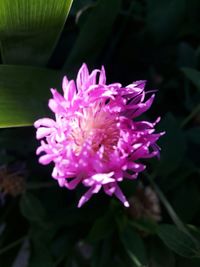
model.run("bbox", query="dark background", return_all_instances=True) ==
[0,0,200,266]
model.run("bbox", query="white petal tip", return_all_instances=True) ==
[124,201,130,208]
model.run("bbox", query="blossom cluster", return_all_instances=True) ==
[34,64,163,207]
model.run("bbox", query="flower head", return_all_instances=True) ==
[34,64,164,207]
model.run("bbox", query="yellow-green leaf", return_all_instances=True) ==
[0,0,73,66]
[0,65,63,128]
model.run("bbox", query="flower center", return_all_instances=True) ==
[68,105,119,157]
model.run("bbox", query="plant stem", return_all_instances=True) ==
[27,181,56,190]
[145,173,200,247]
[181,103,200,128]
[0,236,26,255]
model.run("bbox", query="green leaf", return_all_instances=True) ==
[171,181,200,222]
[29,241,54,267]
[186,127,200,144]
[177,43,197,68]
[155,113,186,177]
[182,67,200,90]
[157,224,199,258]
[0,0,73,66]
[87,212,114,242]
[148,237,175,267]
[29,223,58,261]
[146,0,186,43]
[188,226,200,246]
[163,159,196,192]
[92,237,112,267]
[120,225,147,267]
[0,224,6,237]
[51,234,72,264]
[65,0,121,70]
[20,193,46,224]
[130,218,158,235]
[176,257,200,267]
[0,65,62,128]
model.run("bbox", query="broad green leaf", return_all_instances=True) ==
[20,193,46,223]
[182,67,200,90]
[171,181,200,222]
[130,218,158,235]
[0,0,73,66]
[177,43,197,68]
[186,127,200,144]
[28,222,59,267]
[65,0,121,70]
[163,159,196,192]
[120,225,147,267]
[70,0,94,16]
[155,113,186,177]
[148,237,175,267]
[87,212,114,242]
[0,224,6,237]
[0,65,62,128]
[29,241,54,267]
[92,237,112,267]
[146,0,186,43]
[188,226,200,245]
[51,234,72,264]
[177,257,200,267]
[157,224,199,258]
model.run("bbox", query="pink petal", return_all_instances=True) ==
[34,118,55,128]
[99,66,106,84]
[39,154,55,165]
[132,94,155,118]
[76,63,89,91]
[114,185,129,207]
[78,184,101,208]
[65,177,81,190]
[36,127,53,139]
[63,79,76,102]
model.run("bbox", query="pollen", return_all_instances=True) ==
[68,104,119,157]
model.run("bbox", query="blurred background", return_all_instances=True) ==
[0,0,200,266]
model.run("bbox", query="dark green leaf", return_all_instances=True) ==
[0,65,62,128]
[171,181,200,222]
[91,238,112,267]
[182,68,200,90]
[130,218,158,235]
[188,225,200,243]
[87,212,114,242]
[176,257,200,267]
[65,0,121,70]
[163,159,196,192]
[186,127,200,144]
[148,237,175,267]
[0,0,73,66]
[155,113,186,177]
[120,225,147,267]
[28,223,57,267]
[157,224,199,258]
[29,242,54,267]
[20,193,46,223]
[146,0,186,43]
[177,43,197,68]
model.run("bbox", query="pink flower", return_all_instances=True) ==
[34,64,164,207]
